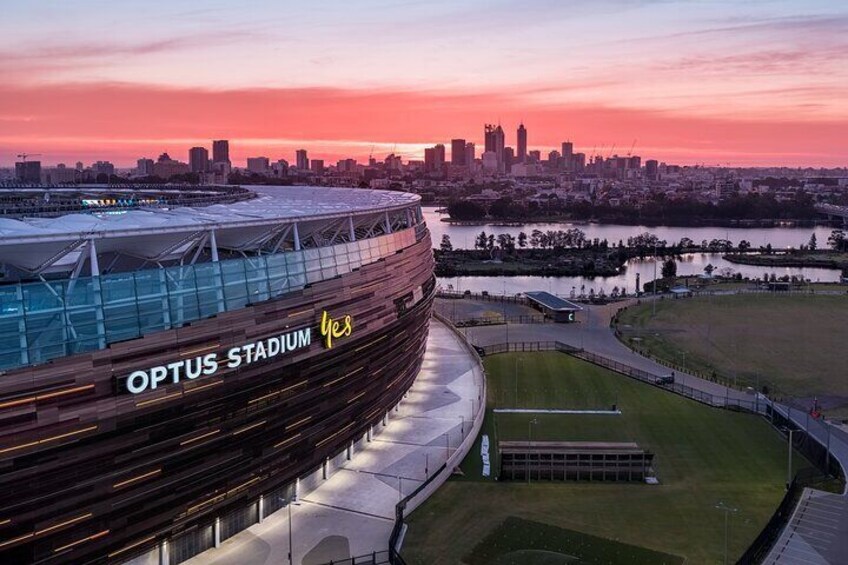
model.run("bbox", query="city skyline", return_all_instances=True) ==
[2,0,847,167]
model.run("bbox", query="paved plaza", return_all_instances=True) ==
[183,318,483,565]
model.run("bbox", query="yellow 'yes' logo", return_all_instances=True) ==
[320,311,353,348]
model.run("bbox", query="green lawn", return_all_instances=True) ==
[616,294,848,418]
[402,352,808,564]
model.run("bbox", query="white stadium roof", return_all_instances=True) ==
[0,186,420,275]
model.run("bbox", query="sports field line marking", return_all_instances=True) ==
[493,408,622,415]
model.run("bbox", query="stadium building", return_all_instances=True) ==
[0,186,435,564]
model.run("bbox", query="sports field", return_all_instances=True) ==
[615,293,848,418]
[402,352,810,564]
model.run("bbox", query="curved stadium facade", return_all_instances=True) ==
[0,186,435,564]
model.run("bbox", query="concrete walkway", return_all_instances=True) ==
[764,488,848,564]
[182,318,483,565]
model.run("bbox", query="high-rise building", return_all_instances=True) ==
[274,159,289,177]
[75,161,84,171]
[451,139,466,166]
[517,124,527,163]
[484,124,505,165]
[503,147,515,173]
[92,161,115,176]
[528,150,541,163]
[434,144,445,172]
[547,150,560,168]
[189,147,209,173]
[336,158,357,173]
[645,159,659,180]
[465,143,475,167]
[296,149,309,170]
[137,158,155,176]
[212,140,230,165]
[15,161,41,183]
[561,142,573,171]
[153,152,190,179]
[573,153,586,172]
[246,157,270,174]
[629,156,641,170]
[424,148,435,172]
[310,159,324,174]
[481,151,498,172]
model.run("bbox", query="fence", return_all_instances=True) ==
[476,339,846,564]
[452,314,549,327]
[388,312,488,565]
[436,290,528,304]
[477,341,767,413]
[737,468,829,565]
[388,463,448,565]
[318,550,391,565]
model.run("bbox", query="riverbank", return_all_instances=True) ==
[724,251,848,272]
[438,215,832,229]
[434,249,625,277]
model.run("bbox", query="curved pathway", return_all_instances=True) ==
[179,318,483,565]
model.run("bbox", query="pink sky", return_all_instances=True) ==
[1,1,847,167]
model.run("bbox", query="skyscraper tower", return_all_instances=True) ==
[296,149,309,170]
[451,139,466,166]
[212,140,230,165]
[517,123,527,163]
[189,147,209,173]
[484,124,505,167]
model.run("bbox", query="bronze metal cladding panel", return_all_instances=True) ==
[0,233,435,564]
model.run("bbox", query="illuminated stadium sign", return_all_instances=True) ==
[320,311,353,348]
[125,311,354,394]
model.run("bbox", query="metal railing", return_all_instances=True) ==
[317,550,391,565]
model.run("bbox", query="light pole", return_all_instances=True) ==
[715,502,738,565]
[784,427,794,490]
[514,357,522,407]
[527,417,538,484]
[652,242,658,317]
[287,498,301,565]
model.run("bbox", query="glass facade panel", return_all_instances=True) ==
[0,223,420,371]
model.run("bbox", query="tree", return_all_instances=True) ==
[661,259,677,279]
[738,240,751,252]
[447,200,486,221]
[517,231,528,249]
[703,263,715,276]
[439,234,453,253]
[475,231,487,251]
[828,230,846,251]
[808,233,817,251]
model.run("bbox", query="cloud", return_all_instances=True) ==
[656,46,848,74]
[0,30,261,80]
[0,81,845,167]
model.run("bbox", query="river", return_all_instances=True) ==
[424,207,843,294]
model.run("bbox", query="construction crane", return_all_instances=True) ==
[626,139,637,157]
[606,144,616,159]
[17,153,41,162]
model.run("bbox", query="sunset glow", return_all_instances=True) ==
[2,0,847,167]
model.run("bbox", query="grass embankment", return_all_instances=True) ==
[615,294,848,418]
[403,352,806,564]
